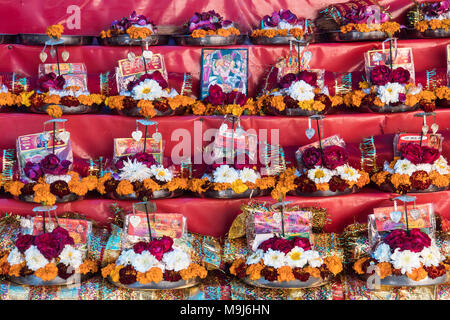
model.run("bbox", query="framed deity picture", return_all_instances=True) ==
[200,48,248,100]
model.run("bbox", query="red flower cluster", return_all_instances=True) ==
[204,84,247,106]
[132,236,174,261]
[384,229,432,253]
[115,152,157,170]
[279,71,318,89]
[37,72,66,93]
[15,227,75,260]
[371,66,410,86]
[302,145,348,170]
[24,154,71,181]
[258,236,311,253]
[127,71,168,92]
[401,142,441,165]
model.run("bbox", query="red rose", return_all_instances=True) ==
[302,147,322,169]
[392,67,410,84]
[371,65,392,86]
[35,233,64,260]
[257,238,276,252]
[323,145,348,169]
[226,91,247,106]
[16,234,35,254]
[421,146,440,164]
[52,227,75,246]
[133,152,157,167]
[401,143,423,164]
[133,241,149,254]
[279,73,298,89]
[291,237,311,251]
[297,70,317,87]
[147,240,165,260]
[272,238,293,254]
[205,84,226,106]
[159,236,174,253]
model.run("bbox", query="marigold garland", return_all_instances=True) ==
[415,19,450,32]
[46,104,63,118]
[340,21,401,35]
[251,28,305,39]
[126,26,153,39]
[46,24,64,39]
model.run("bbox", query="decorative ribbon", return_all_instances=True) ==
[181,73,193,96]
[2,149,15,182]
[359,136,378,173]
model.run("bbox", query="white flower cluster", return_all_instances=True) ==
[48,88,90,98]
[384,156,450,176]
[116,247,191,273]
[246,247,324,270]
[376,83,422,105]
[306,164,360,184]
[131,79,169,101]
[212,165,260,184]
[286,80,315,101]
[45,174,73,185]
[372,242,444,275]
[118,159,173,183]
[7,244,83,272]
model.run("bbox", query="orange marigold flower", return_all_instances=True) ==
[353,257,369,275]
[390,173,411,188]
[47,104,63,118]
[429,171,450,188]
[435,86,450,100]
[110,265,124,282]
[245,263,264,280]
[44,94,61,104]
[106,96,125,110]
[406,267,428,281]
[79,259,98,275]
[35,263,58,281]
[4,180,24,196]
[81,175,98,191]
[126,26,152,39]
[356,170,370,188]
[405,94,419,107]
[277,265,295,282]
[68,180,89,196]
[419,90,436,102]
[97,173,112,195]
[46,24,64,39]
[101,263,116,278]
[145,267,164,283]
[228,27,240,35]
[377,262,392,279]
[138,100,156,118]
[316,183,329,191]
[192,29,207,38]
[0,254,10,275]
[304,266,321,278]
[324,256,343,276]
[217,28,231,37]
[8,262,25,277]
[230,258,246,276]
[116,180,134,196]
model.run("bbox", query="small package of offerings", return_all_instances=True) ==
[97,119,187,200]
[250,9,317,45]
[189,115,276,199]
[173,10,243,46]
[230,201,343,289]
[0,206,98,286]
[101,201,207,290]
[353,196,449,287]
[407,1,450,38]
[5,119,97,205]
[371,112,449,193]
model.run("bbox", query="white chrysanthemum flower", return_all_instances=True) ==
[307,166,333,184]
[132,79,165,101]
[377,82,406,105]
[372,243,391,263]
[304,250,323,268]
[162,249,191,272]
[278,21,302,30]
[24,246,49,271]
[286,247,308,268]
[119,158,153,182]
[151,166,173,183]
[132,251,161,273]
[45,174,72,184]
[394,159,417,176]
[262,249,286,269]
[7,247,24,266]
[391,249,421,274]
[239,167,260,183]
[420,245,444,268]
[287,80,315,101]
[415,163,433,174]
[335,164,360,182]
[117,249,137,266]
[432,156,450,175]
[213,165,239,184]
[59,245,83,269]
[246,249,264,265]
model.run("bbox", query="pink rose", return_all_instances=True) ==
[148,240,165,260]
[159,236,174,253]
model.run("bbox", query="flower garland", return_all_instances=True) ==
[188,11,240,37]
[415,19,450,32]
[230,236,343,282]
[257,71,332,114]
[101,236,207,285]
[0,85,21,107]
[340,21,401,35]
[354,229,449,281]
[3,154,98,205]
[0,227,98,282]
[99,11,156,38]
[371,142,450,193]
[251,9,309,39]
[97,152,188,199]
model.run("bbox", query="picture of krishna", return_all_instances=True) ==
[200,48,248,99]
